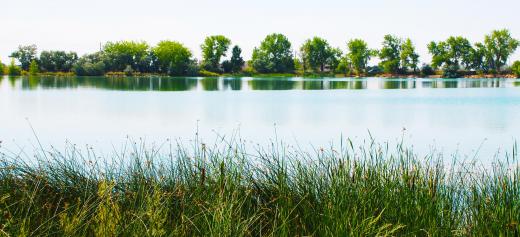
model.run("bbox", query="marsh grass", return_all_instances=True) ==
[0,136,518,236]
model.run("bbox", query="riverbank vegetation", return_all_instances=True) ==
[0,138,518,236]
[3,29,519,78]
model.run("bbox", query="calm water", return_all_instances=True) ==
[1,76,520,160]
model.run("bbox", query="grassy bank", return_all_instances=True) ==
[0,138,519,236]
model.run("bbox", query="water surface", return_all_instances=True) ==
[1,76,519,161]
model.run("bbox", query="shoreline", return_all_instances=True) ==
[2,72,519,79]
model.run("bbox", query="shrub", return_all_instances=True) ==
[420,64,434,77]
[512,61,520,78]
[442,64,460,78]
[7,59,22,76]
[199,69,220,77]
[0,61,5,75]
[73,52,106,76]
[29,60,39,75]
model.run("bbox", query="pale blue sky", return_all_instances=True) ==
[2,0,520,64]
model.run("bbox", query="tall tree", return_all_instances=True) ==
[223,45,245,73]
[400,38,419,73]
[251,33,294,73]
[152,40,195,76]
[347,39,375,75]
[103,41,150,72]
[379,35,402,74]
[39,51,78,72]
[10,44,37,70]
[483,29,519,73]
[428,36,473,69]
[200,35,231,73]
[73,52,107,76]
[300,37,338,72]
[29,60,39,75]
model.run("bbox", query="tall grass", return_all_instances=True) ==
[0,137,518,236]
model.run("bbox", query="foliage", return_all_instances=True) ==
[0,60,5,75]
[230,45,245,73]
[335,57,351,75]
[512,61,520,77]
[198,69,220,77]
[152,40,195,76]
[427,36,473,70]
[39,51,78,72]
[379,35,402,74]
[0,138,519,236]
[300,37,340,72]
[200,35,231,73]
[7,59,22,76]
[420,64,435,77]
[400,38,419,72]
[28,60,39,75]
[251,33,294,73]
[483,29,519,73]
[222,45,245,74]
[73,52,107,76]
[9,44,37,70]
[103,41,151,72]
[442,64,460,78]
[347,39,376,75]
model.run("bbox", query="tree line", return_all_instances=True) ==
[1,29,520,78]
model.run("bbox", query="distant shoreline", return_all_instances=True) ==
[4,71,518,79]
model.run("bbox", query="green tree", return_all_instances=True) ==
[427,36,473,70]
[400,38,419,73]
[7,59,22,76]
[222,45,245,73]
[29,60,39,75]
[39,51,78,72]
[251,33,294,73]
[152,40,195,76]
[73,52,107,76]
[103,41,150,72]
[483,29,519,73]
[300,37,338,72]
[10,44,37,70]
[347,39,375,75]
[379,35,402,74]
[200,35,231,73]
[512,61,520,77]
[0,60,5,75]
[229,45,245,73]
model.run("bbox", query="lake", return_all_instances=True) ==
[1,76,520,161]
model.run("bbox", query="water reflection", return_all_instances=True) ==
[1,76,519,91]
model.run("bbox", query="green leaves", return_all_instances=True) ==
[251,33,294,73]
[152,41,194,76]
[103,41,150,72]
[300,37,340,73]
[9,45,37,71]
[347,39,376,75]
[201,35,232,73]
[484,29,519,73]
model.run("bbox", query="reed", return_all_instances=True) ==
[0,137,518,236]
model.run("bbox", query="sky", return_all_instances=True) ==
[2,0,520,64]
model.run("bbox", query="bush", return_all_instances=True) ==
[73,52,106,76]
[29,60,39,75]
[420,64,434,77]
[198,69,220,77]
[442,64,460,78]
[7,59,22,76]
[512,61,520,78]
[0,61,5,75]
